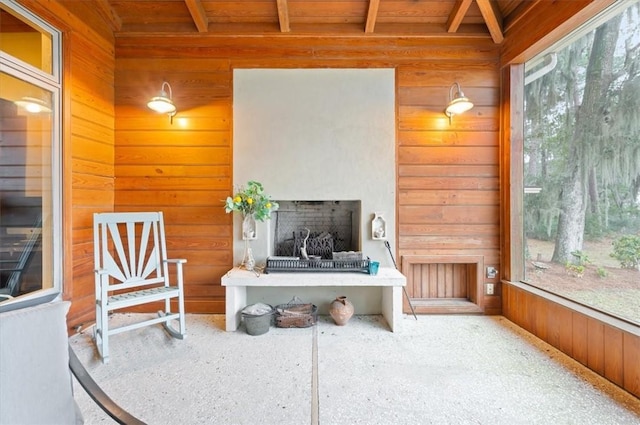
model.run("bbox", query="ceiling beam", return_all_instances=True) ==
[447,0,473,33]
[94,0,122,31]
[276,0,291,32]
[476,0,504,43]
[184,0,209,33]
[365,0,381,33]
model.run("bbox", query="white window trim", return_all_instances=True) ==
[0,0,62,309]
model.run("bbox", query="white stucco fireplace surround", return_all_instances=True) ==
[226,68,404,328]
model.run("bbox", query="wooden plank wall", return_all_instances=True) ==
[397,46,501,315]
[112,36,502,316]
[114,57,231,313]
[503,282,640,398]
[17,0,116,328]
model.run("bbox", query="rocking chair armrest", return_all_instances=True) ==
[165,258,187,264]
[68,344,146,425]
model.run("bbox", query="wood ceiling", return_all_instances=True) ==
[98,0,536,43]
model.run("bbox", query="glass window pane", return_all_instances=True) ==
[0,6,53,75]
[0,71,53,298]
[523,3,640,325]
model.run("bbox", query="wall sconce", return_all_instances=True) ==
[147,81,176,123]
[14,96,52,114]
[444,82,473,123]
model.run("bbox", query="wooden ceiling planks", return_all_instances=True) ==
[502,0,541,33]
[94,0,122,31]
[97,0,534,44]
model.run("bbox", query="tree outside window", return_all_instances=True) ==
[523,2,640,325]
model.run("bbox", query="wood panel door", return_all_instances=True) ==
[402,255,484,314]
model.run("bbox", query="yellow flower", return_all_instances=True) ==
[224,181,278,220]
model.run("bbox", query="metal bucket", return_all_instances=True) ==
[242,304,274,336]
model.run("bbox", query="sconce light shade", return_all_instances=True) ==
[14,96,52,114]
[445,82,473,120]
[147,81,176,115]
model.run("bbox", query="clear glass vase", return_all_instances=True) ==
[242,213,257,240]
[243,239,255,271]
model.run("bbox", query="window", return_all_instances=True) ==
[0,0,61,307]
[522,2,640,325]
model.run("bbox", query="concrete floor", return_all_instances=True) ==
[70,314,640,425]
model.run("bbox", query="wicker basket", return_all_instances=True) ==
[275,297,318,328]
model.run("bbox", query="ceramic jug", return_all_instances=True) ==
[329,296,354,326]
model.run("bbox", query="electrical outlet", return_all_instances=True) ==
[486,283,495,295]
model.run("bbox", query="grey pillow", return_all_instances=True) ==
[0,301,80,424]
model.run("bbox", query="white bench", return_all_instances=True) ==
[221,267,406,332]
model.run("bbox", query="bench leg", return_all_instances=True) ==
[381,286,403,332]
[225,286,247,331]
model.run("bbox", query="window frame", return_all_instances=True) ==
[504,2,640,329]
[0,0,62,310]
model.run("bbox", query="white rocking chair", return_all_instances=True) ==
[93,212,186,363]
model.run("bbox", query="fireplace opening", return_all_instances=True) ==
[272,201,361,259]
